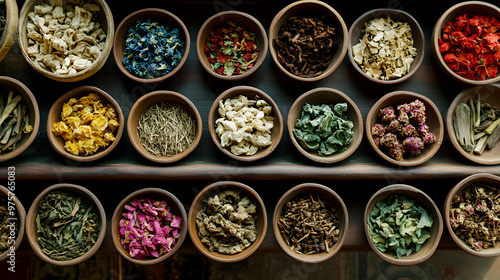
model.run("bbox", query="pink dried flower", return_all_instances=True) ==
[397,103,411,114]
[378,106,396,122]
[397,111,409,124]
[422,132,436,144]
[387,119,402,133]
[403,136,424,156]
[416,123,430,135]
[400,124,416,138]
[373,136,382,148]
[371,123,386,137]
[389,143,404,161]
[381,133,399,148]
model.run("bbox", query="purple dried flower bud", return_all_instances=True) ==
[387,119,402,133]
[389,144,404,161]
[373,136,382,148]
[410,109,426,124]
[417,123,430,135]
[149,250,159,258]
[172,228,179,238]
[400,124,416,138]
[371,123,386,137]
[172,216,183,228]
[397,111,409,124]
[410,99,426,112]
[124,204,137,212]
[422,132,435,144]
[403,136,424,156]
[378,106,396,122]
[397,103,411,114]
[381,133,399,148]
[119,227,127,237]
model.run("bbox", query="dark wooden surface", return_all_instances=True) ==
[3,0,499,254]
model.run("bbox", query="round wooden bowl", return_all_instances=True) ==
[26,183,106,266]
[196,11,267,81]
[18,0,114,82]
[127,91,202,163]
[347,9,424,84]
[114,8,190,84]
[268,0,348,82]
[364,184,443,266]
[0,185,26,262]
[431,1,500,85]
[188,181,267,263]
[0,76,40,162]
[112,188,188,265]
[0,0,18,62]
[444,173,500,257]
[365,91,444,166]
[273,183,348,263]
[208,85,283,161]
[288,87,363,163]
[47,86,124,162]
[446,84,500,165]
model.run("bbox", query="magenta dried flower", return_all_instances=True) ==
[371,123,386,137]
[422,132,436,144]
[378,106,396,122]
[397,111,409,124]
[397,103,411,114]
[119,197,183,259]
[389,143,404,161]
[416,123,430,135]
[387,119,402,133]
[400,124,416,138]
[403,136,424,156]
[381,133,399,148]
[410,99,425,112]
[373,136,382,148]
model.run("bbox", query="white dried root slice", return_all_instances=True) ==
[216,95,274,156]
[26,0,106,75]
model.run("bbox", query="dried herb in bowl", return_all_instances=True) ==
[368,194,433,259]
[449,183,500,252]
[0,0,6,35]
[278,192,340,254]
[204,21,259,76]
[36,191,101,261]
[274,14,337,78]
[0,88,33,153]
[123,18,185,79]
[0,196,19,255]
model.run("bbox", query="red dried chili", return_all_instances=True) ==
[438,14,500,80]
[204,21,259,76]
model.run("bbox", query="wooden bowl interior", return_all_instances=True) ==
[112,188,188,265]
[444,173,500,257]
[0,0,18,62]
[208,86,283,161]
[188,182,267,263]
[0,185,26,262]
[0,77,40,162]
[273,183,348,263]
[366,91,444,166]
[47,86,124,162]
[287,88,363,163]
[18,0,113,82]
[348,9,424,84]
[114,8,190,83]
[26,184,106,266]
[446,84,500,164]
[364,184,443,265]
[432,2,500,85]
[197,11,268,81]
[127,91,202,163]
[269,1,347,81]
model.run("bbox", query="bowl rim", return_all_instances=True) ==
[111,187,188,265]
[196,10,268,81]
[268,0,348,82]
[431,1,500,85]
[188,181,268,263]
[444,173,500,257]
[18,0,114,82]
[445,84,500,165]
[287,87,363,163]
[347,8,425,84]
[46,85,124,162]
[25,183,107,266]
[273,183,348,263]
[113,7,191,84]
[0,76,40,162]
[208,85,283,162]
[127,90,202,163]
[0,0,18,62]
[365,90,444,166]
[364,184,443,266]
[0,184,26,262]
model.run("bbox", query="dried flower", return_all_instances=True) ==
[378,106,396,122]
[403,136,424,156]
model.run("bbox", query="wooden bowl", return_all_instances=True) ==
[188,181,267,263]
[208,85,283,161]
[431,1,500,85]
[47,86,124,162]
[127,91,202,163]
[347,9,424,84]
[0,0,18,62]
[365,91,444,166]
[444,173,500,257]
[112,188,188,265]
[268,0,348,82]
[196,11,267,81]
[0,185,26,262]
[273,183,348,263]
[287,87,363,163]
[0,76,40,162]
[18,0,114,82]
[364,184,443,266]
[26,183,106,266]
[446,84,500,165]
[114,8,190,84]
